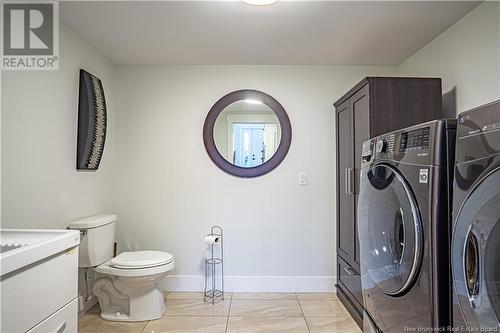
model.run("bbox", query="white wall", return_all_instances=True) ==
[398,2,500,113]
[1,22,115,229]
[113,65,395,291]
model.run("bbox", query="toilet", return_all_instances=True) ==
[69,214,175,322]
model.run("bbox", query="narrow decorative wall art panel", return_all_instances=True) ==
[77,69,107,170]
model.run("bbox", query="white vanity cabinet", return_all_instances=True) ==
[0,229,80,333]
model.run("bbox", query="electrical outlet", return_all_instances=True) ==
[298,172,308,186]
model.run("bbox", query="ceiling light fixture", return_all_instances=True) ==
[242,0,280,6]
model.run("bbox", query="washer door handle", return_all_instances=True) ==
[394,208,406,265]
[464,225,480,308]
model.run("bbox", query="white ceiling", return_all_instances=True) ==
[60,1,479,65]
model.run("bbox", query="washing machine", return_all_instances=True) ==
[452,100,500,331]
[357,119,456,332]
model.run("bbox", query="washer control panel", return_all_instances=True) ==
[399,126,430,152]
[458,100,500,139]
[456,101,500,163]
[361,120,454,167]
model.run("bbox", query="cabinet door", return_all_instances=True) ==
[336,100,355,264]
[352,85,370,268]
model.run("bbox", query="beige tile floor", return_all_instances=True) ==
[78,292,361,333]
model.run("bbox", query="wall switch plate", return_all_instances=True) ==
[298,172,308,186]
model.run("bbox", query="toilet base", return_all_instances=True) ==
[93,271,169,322]
[100,298,165,322]
[98,288,166,322]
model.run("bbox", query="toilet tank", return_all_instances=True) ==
[68,214,117,267]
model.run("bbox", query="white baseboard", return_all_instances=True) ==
[161,275,336,292]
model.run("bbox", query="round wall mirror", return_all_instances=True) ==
[203,90,292,178]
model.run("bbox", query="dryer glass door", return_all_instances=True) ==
[452,168,500,331]
[358,163,423,296]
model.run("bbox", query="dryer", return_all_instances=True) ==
[358,119,456,332]
[452,100,500,331]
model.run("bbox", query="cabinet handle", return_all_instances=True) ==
[55,322,66,333]
[344,168,348,194]
[344,266,355,276]
[349,168,354,195]
[345,168,353,195]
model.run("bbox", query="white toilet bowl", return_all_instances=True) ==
[93,251,175,322]
[68,215,175,322]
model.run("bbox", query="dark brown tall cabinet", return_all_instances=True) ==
[334,77,448,328]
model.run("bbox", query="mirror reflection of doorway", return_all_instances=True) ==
[212,98,282,169]
[232,123,278,167]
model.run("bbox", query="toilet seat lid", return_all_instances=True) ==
[110,251,174,269]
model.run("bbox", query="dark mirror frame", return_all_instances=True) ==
[203,89,292,178]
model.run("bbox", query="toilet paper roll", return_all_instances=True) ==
[204,235,220,245]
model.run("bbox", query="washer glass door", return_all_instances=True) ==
[452,168,500,330]
[358,163,423,296]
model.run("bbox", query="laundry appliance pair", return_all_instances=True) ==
[357,100,500,332]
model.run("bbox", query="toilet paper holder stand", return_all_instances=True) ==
[204,225,224,304]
